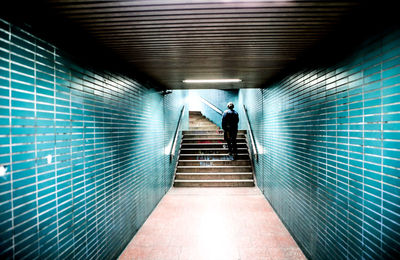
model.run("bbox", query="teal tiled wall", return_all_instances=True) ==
[0,19,179,259]
[240,29,400,259]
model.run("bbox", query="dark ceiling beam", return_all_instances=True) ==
[81,21,338,30]
[70,15,343,24]
[90,25,330,35]
[48,0,357,9]
[58,10,352,20]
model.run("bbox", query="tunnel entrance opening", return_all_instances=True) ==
[166,89,256,188]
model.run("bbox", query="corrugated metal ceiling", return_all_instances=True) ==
[43,0,362,89]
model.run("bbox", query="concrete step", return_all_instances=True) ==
[189,116,210,123]
[189,118,214,122]
[181,138,246,144]
[181,143,247,149]
[189,120,216,123]
[188,127,220,131]
[189,123,218,128]
[180,148,248,154]
[179,154,250,160]
[177,166,252,173]
[189,111,202,115]
[174,179,254,187]
[189,116,212,123]
[183,130,246,135]
[189,118,209,122]
[189,124,219,127]
[175,172,253,180]
[183,134,246,139]
[178,160,251,166]
[189,124,214,127]
[189,127,220,131]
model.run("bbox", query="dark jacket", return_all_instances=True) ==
[222,109,239,131]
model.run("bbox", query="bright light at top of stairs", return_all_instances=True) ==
[183,79,242,83]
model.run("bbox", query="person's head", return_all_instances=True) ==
[227,102,234,110]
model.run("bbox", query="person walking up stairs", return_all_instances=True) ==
[222,102,239,159]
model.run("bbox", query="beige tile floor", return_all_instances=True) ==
[119,187,306,260]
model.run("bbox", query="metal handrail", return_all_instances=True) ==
[199,96,223,115]
[170,105,185,162]
[243,105,258,161]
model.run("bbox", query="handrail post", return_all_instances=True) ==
[170,106,185,162]
[243,105,258,161]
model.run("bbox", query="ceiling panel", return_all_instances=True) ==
[43,0,362,89]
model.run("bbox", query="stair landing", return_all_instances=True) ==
[118,187,306,260]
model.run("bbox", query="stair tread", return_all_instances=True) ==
[179,153,248,156]
[189,128,220,131]
[174,179,254,182]
[184,132,245,133]
[182,143,246,146]
[184,132,245,134]
[183,138,246,140]
[183,132,246,137]
[182,142,246,144]
[189,121,217,123]
[178,165,251,169]
[176,172,252,175]
[179,160,250,162]
[183,132,246,134]
[183,135,245,137]
[181,147,247,150]
[184,130,246,131]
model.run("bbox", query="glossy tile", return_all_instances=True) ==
[119,187,306,260]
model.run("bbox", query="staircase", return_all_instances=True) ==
[173,111,254,187]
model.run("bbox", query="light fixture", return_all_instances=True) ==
[183,79,242,83]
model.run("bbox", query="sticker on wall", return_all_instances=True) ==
[0,165,7,177]
[46,154,52,164]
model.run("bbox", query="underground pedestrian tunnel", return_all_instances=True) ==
[1,1,400,259]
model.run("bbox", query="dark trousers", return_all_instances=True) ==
[224,130,238,155]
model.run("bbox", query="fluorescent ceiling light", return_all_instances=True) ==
[183,79,242,83]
